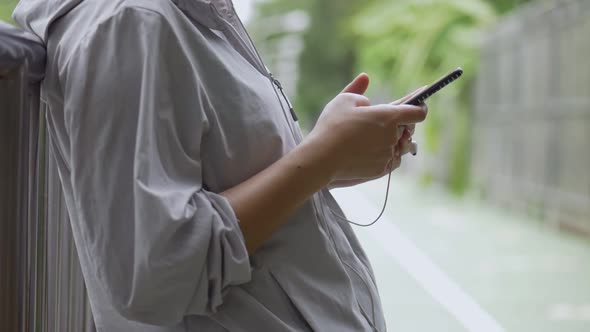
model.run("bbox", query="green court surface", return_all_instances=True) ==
[331,176,590,332]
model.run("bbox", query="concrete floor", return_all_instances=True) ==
[331,175,590,332]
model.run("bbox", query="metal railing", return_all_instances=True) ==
[472,0,590,233]
[0,23,95,331]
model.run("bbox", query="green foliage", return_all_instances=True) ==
[491,0,536,14]
[351,0,496,194]
[353,0,494,88]
[294,0,371,126]
[252,0,376,127]
[0,0,18,24]
[252,0,534,194]
[254,0,311,18]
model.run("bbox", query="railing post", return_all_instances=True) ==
[1,22,96,330]
[0,61,43,331]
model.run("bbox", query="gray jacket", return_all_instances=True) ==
[12,0,386,330]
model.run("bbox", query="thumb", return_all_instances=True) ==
[341,73,370,95]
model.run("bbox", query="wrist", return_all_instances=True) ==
[288,136,338,190]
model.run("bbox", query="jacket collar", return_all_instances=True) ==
[172,0,268,75]
[12,0,268,79]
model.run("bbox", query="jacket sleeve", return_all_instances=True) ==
[60,7,251,325]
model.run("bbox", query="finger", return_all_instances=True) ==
[371,145,395,160]
[367,159,395,178]
[395,123,415,140]
[341,73,370,95]
[339,92,371,107]
[395,126,406,142]
[360,104,428,125]
[406,123,416,136]
[400,139,412,156]
[391,85,428,105]
[401,127,412,141]
[388,153,401,171]
[393,144,401,158]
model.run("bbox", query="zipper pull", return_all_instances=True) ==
[270,73,298,122]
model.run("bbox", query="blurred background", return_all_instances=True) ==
[243,0,590,331]
[1,0,589,331]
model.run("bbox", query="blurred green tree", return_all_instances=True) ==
[295,0,372,127]
[0,0,18,24]
[252,0,375,128]
[351,0,497,193]
[351,0,535,193]
[252,0,535,193]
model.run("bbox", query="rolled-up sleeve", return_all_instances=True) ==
[60,7,251,325]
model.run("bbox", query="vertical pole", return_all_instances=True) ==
[0,65,25,332]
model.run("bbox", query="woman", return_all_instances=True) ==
[13,0,427,331]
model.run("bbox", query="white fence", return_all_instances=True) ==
[472,0,590,233]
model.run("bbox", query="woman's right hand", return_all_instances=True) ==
[304,74,428,182]
[222,74,426,254]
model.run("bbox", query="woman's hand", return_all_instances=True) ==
[326,79,427,189]
[221,74,426,254]
[328,126,414,189]
[303,74,428,185]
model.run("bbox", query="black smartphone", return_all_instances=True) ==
[405,67,463,106]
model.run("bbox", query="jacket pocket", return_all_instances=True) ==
[206,267,313,332]
[267,269,315,332]
[268,267,372,332]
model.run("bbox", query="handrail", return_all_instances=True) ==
[0,21,95,331]
[0,63,28,332]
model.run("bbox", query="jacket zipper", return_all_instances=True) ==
[220,7,379,331]
[226,5,300,124]
[269,73,298,122]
